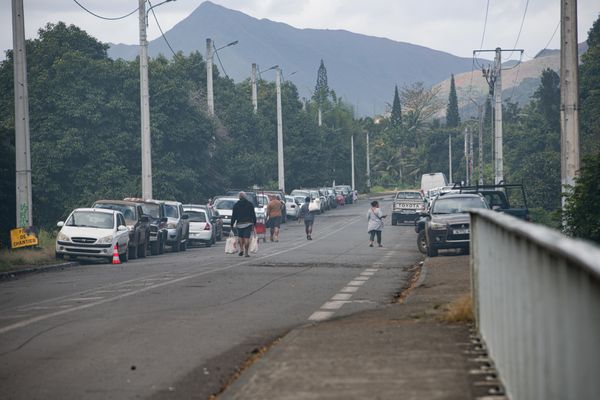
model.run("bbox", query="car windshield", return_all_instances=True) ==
[295,196,306,204]
[432,197,487,214]
[67,211,114,229]
[140,203,160,218]
[257,195,269,206]
[94,203,136,222]
[214,199,236,210]
[396,192,421,199]
[186,211,207,222]
[165,205,179,218]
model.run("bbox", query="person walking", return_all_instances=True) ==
[266,196,283,242]
[231,192,257,257]
[298,196,316,240]
[367,200,386,247]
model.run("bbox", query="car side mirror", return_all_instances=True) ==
[57,221,64,227]
[181,214,189,220]
[117,225,128,232]
[141,215,149,223]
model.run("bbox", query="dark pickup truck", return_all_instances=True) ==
[456,184,530,221]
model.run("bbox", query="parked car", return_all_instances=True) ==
[424,193,489,257]
[285,195,301,219]
[335,185,353,204]
[213,196,238,234]
[290,189,321,213]
[92,200,150,259]
[183,206,216,247]
[456,183,530,221]
[124,198,168,255]
[192,204,223,241]
[162,200,190,252]
[391,190,424,225]
[55,208,129,263]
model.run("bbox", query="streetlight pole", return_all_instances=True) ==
[12,0,32,227]
[448,131,453,184]
[139,0,152,199]
[366,131,371,192]
[251,63,258,113]
[275,66,285,192]
[351,134,355,190]
[206,39,238,117]
[478,103,484,185]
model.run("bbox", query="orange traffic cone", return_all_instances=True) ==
[112,244,121,264]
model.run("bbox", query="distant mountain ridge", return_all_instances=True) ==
[108,1,484,115]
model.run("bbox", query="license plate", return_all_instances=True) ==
[453,229,469,235]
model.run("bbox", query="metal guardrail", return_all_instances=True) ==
[470,209,600,400]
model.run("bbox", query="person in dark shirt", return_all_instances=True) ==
[231,192,257,257]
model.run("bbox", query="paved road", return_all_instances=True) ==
[0,198,422,399]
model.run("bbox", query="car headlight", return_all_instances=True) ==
[127,225,134,232]
[57,232,70,241]
[430,222,447,230]
[167,222,177,229]
[97,235,114,244]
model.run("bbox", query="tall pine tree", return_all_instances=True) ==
[313,59,329,106]
[446,74,460,127]
[391,85,402,127]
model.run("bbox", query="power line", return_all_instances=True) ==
[507,0,530,60]
[148,1,178,58]
[213,43,230,79]
[72,0,138,21]
[468,0,491,101]
[479,0,490,49]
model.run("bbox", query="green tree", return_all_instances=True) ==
[446,74,460,127]
[390,85,402,128]
[313,59,329,107]
[563,151,600,243]
[580,14,600,155]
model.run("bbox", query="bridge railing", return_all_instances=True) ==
[470,209,600,400]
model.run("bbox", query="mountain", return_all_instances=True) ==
[107,1,484,116]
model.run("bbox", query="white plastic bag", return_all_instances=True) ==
[225,231,238,254]
[249,231,259,253]
[308,200,320,212]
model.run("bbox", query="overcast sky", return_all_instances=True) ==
[2,0,598,62]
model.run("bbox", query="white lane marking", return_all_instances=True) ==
[20,305,72,311]
[360,271,375,276]
[348,280,366,286]
[1,216,362,336]
[340,286,359,293]
[321,301,348,310]
[354,276,370,281]
[331,293,352,301]
[308,311,334,321]
[64,297,105,302]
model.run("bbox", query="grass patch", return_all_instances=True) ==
[0,230,58,272]
[440,294,473,323]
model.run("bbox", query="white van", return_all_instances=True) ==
[420,173,447,194]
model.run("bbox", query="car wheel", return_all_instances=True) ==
[55,252,64,260]
[129,238,138,259]
[205,238,212,247]
[120,246,129,263]
[417,230,427,254]
[426,242,438,257]
[69,255,78,261]
[138,238,147,258]
[150,240,159,256]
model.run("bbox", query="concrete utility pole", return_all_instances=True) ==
[478,103,484,185]
[275,66,285,192]
[251,63,258,113]
[464,127,469,186]
[139,0,152,199]
[206,38,214,116]
[351,134,355,190]
[366,131,371,191]
[469,127,474,185]
[493,48,503,185]
[448,131,453,184]
[560,0,580,206]
[12,0,32,228]
[479,47,523,185]
[318,107,322,127]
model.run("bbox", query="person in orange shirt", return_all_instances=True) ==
[266,196,283,242]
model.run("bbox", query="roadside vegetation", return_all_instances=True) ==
[0,230,57,272]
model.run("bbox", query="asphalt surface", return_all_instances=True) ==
[0,198,425,399]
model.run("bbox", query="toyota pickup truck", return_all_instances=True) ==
[391,190,424,225]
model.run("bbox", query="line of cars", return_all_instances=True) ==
[391,177,529,257]
[55,198,224,263]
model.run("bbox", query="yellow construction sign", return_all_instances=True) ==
[10,227,38,249]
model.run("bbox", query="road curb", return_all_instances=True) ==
[0,261,79,280]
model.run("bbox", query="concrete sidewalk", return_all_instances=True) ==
[220,255,500,400]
